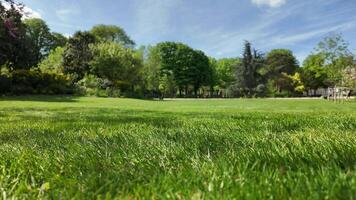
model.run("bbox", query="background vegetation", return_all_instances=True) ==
[1,0,355,98]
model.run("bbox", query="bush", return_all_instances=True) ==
[9,70,74,95]
[0,75,11,94]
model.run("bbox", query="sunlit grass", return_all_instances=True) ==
[0,96,355,199]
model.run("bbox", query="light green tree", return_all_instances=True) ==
[300,54,328,94]
[39,47,65,74]
[90,42,143,90]
[314,33,353,85]
[90,24,135,48]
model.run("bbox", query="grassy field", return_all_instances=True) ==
[0,96,355,199]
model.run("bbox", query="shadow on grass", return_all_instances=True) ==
[0,95,80,102]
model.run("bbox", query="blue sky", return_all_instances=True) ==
[17,0,356,63]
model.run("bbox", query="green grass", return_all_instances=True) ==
[0,96,355,199]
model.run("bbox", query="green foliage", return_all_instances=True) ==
[50,32,68,49]
[0,97,355,199]
[235,41,264,96]
[215,58,239,89]
[301,54,328,91]
[0,0,32,70]
[89,42,143,90]
[314,33,353,85]
[62,31,96,81]
[24,18,53,66]
[288,72,305,94]
[157,42,212,96]
[39,47,65,74]
[265,49,298,76]
[6,70,74,95]
[264,49,299,94]
[0,74,11,94]
[142,45,162,94]
[342,66,356,89]
[90,24,135,47]
[315,33,349,64]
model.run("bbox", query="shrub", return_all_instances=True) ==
[0,75,11,94]
[9,70,74,95]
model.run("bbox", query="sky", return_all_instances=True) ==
[11,0,356,63]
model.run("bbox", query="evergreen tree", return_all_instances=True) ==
[235,41,262,96]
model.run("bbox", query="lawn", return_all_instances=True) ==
[0,96,355,199]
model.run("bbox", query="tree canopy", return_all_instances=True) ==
[90,24,135,48]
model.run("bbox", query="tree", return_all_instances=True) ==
[235,41,264,96]
[39,47,65,74]
[190,50,211,95]
[50,32,68,49]
[157,42,188,95]
[315,33,349,64]
[24,18,53,66]
[314,33,352,85]
[215,58,239,89]
[265,49,298,76]
[142,45,162,94]
[90,24,135,48]
[301,54,328,94]
[157,42,213,96]
[265,49,298,93]
[342,66,356,89]
[89,42,143,90]
[62,31,96,81]
[0,0,32,70]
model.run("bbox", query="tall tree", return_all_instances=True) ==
[90,24,135,48]
[24,18,53,67]
[142,45,162,93]
[314,33,352,85]
[190,50,211,95]
[235,41,263,96]
[0,0,32,70]
[62,31,96,81]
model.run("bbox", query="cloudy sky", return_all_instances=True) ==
[15,0,356,63]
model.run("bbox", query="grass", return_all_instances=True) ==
[0,96,355,199]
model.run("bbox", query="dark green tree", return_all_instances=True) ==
[190,50,211,95]
[62,31,96,81]
[24,18,53,67]
[265,49,298,93]
[235,41,264,96]
[50,32,68,49]
[157,42,213,96]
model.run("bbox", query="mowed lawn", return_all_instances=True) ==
[0,97,355,199]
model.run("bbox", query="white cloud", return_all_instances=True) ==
[251,0,287,8]
[2,1,42,19]
[56,8,80,22]
[23,6,42,19]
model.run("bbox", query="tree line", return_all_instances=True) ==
[1,0,355,98]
